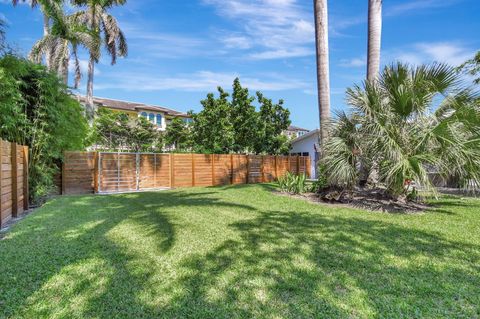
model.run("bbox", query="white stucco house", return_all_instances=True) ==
[290,129,319,179]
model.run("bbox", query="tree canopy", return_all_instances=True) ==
[190,78,291,154]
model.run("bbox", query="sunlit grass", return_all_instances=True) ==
[0,185,479,318]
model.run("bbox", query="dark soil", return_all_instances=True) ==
[275,188,431,214]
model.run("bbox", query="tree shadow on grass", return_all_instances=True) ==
[1,186,479,318]
[159,210,480,318]
[0,188,255,318]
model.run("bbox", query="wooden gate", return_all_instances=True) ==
[98,152,137,193]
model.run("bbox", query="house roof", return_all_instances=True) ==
[76,95,190,117]
[291,128,319,144]
[287,125,309,132]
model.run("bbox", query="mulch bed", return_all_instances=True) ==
[275,188,431,214]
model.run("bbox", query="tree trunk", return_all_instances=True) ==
[62,56,69,86]
[313,0,331,151]
[86,54,95,123]
[85,6,97,124]
[42,12,51,70]
[367,0,382,82]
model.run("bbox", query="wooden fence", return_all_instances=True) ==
[62,152,310,195]
[0,139,29,228]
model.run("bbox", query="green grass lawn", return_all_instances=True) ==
[1,184,479,318]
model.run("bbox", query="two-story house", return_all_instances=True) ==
[76,95,191,130]
[284,125,309,140]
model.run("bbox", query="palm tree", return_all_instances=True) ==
[29,5,99,87]
[323,63,480,198]
[73,0,128,122]
[12,0,56,69]
[367,0,382,82]
[313,0,331,151]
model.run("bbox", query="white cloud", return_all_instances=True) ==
[249,47,314,60]
[222,35,252,49]
[95,70,310,92]
[204,0,314,60]
[387,42,475,67]
[339,57,366,68]
[386,0,463,16]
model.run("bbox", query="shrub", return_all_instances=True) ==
[309,164,329,193]
[322,63,480,198]
[0,54,88,202]
[277,172,307,194]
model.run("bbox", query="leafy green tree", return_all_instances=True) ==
[255,92,291,154]
[0,54,88,201]
[192,88,235,153]
[127,117,158,152]
[90,108,129,150]
[231,78,258,153]
[91,108,160,152]
[164,117,191,152]
[191,78,292,154]
[323,63,480,199]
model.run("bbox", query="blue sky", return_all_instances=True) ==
[1,0,479,129]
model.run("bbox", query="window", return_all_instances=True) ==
[182,118,192,124]
[156,114,163,126]
[148,113,155,123]
[141,112,147,119]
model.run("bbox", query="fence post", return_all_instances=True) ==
[191,153,195,187]
[11,142,18,217]
[154,153,157,189]
[230,154,234,185]
[0,140,3,227]
[261,156,265,183]
[93,152,99,193]
[296,155,300,175]
[23,146,29,210]
[136,153,140,191]
[62,153,66,195]
[246,154,250,184]
[274,155,278,180]
[211,154,215,186]
[169,153,174,188]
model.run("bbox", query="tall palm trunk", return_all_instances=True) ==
[362,0,383,186]
[313,0,331,150]
[42,12,51,69]
[85,7,97,123]
[367,0,382,82]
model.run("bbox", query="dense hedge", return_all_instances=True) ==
[0,54,88,202]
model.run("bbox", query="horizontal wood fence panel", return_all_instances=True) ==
[0,139,29,229]
[62,151,310,195]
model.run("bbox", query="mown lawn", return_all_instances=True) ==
[0,184,479,318]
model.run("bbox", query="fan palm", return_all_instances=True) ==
[323,63,480,198]
[72,0,128,122]
[29,2,99,87]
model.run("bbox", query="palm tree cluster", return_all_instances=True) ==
[322,63,480,198]
[12,0,128,122]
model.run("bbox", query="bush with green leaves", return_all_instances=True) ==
[0,54,88,202]
[90,108,161,152]
[309,164,329,193]
[322,62,480,198]
[277,172,307,195]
